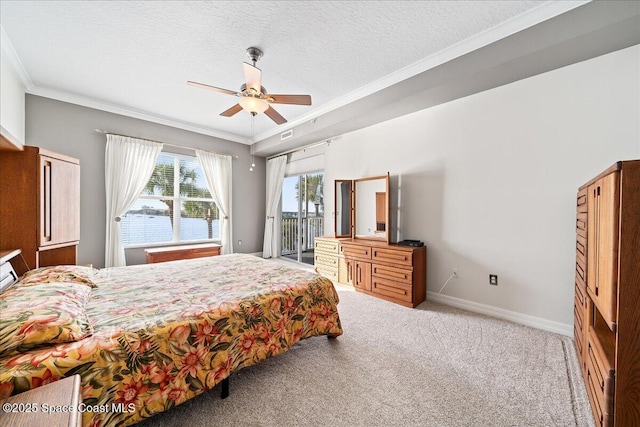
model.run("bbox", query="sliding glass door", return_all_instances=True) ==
[281,173,324,264]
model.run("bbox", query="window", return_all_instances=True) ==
[121,153,219,247]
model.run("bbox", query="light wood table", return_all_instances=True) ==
[0,375,82,427]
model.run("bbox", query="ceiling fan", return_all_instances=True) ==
[187,47,311,125]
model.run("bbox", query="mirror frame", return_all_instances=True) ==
[353,173,390,243]
[334,179,353,238]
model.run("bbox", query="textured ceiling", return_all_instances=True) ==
[1,1,575,144]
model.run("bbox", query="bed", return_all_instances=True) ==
[0,253,343,426]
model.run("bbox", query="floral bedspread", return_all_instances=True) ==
[0,254,343,426]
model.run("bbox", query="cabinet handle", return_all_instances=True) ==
[594,186,600,296]
[43,161,52,242]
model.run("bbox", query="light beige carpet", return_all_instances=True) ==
[137,284,594,427]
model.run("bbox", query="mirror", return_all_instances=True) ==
[354,174,389,242]
[335,180,353,237]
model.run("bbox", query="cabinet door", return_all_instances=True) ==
[345,258,355,287]
[39,156,80,247]
[586,173,619,330]
[354,261,371,292]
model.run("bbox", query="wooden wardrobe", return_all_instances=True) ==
[0,146,80,275]
[574,160,640,427]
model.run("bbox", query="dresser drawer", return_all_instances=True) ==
[372,263,412,285]
[585,327,615,427]
[314,253,338,269]
[577,188,588,213]
[574,302,585,374]
[576,213,587,238]
[341,244,371,261]
[371,277,413,303]
[315,265,338,282]
[576,269,586,290]
[575,281,586,305]
[585,367,612,427]
[371,247,412,267]
[576,259,586,285]
[574,324,584,362]
[576,234,587,264]
[574,283,586,322]
[314,238,340,254]
[574,301,584,333]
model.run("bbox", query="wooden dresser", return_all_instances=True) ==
[145,243,221,264]
[0,146,80,275]
[574,160,640,427]
[340,239,426,308]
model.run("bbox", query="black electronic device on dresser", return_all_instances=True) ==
[398,240,424,247]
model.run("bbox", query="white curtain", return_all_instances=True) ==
[105,135,163,267]
[195,150,233,254]
[263,155,287,258]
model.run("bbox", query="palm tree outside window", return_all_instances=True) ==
[121,153,220,246]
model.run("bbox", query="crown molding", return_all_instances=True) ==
[253,0,589,142]
[2,23,247,143]
[1,25,34,90]
[26,86,249,144]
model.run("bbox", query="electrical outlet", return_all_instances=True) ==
[452,268,459,278]
[238,240,242,246]
[489,274,498,286]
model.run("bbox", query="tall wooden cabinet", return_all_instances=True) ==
[0,146,80,275]
[574,160,640,427]
[341,239,426,308]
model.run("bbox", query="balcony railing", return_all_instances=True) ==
[281,216,324,255]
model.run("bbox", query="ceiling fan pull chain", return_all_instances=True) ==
[249,115,255,171]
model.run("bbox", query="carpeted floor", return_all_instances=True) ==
[137,281,593,427]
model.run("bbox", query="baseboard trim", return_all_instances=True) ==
[426,291,573,337]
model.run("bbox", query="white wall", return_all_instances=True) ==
[0,51,25,145]
[324,45,639,328]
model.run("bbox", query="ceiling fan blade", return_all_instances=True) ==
[243,62,262,94]
[220,104,243,117]
[187,81,238,96]
[266,94,312,105]
[264,106,287,125]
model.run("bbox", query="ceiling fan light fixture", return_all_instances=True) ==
[238,96,269,114]
[188,47,310,124]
